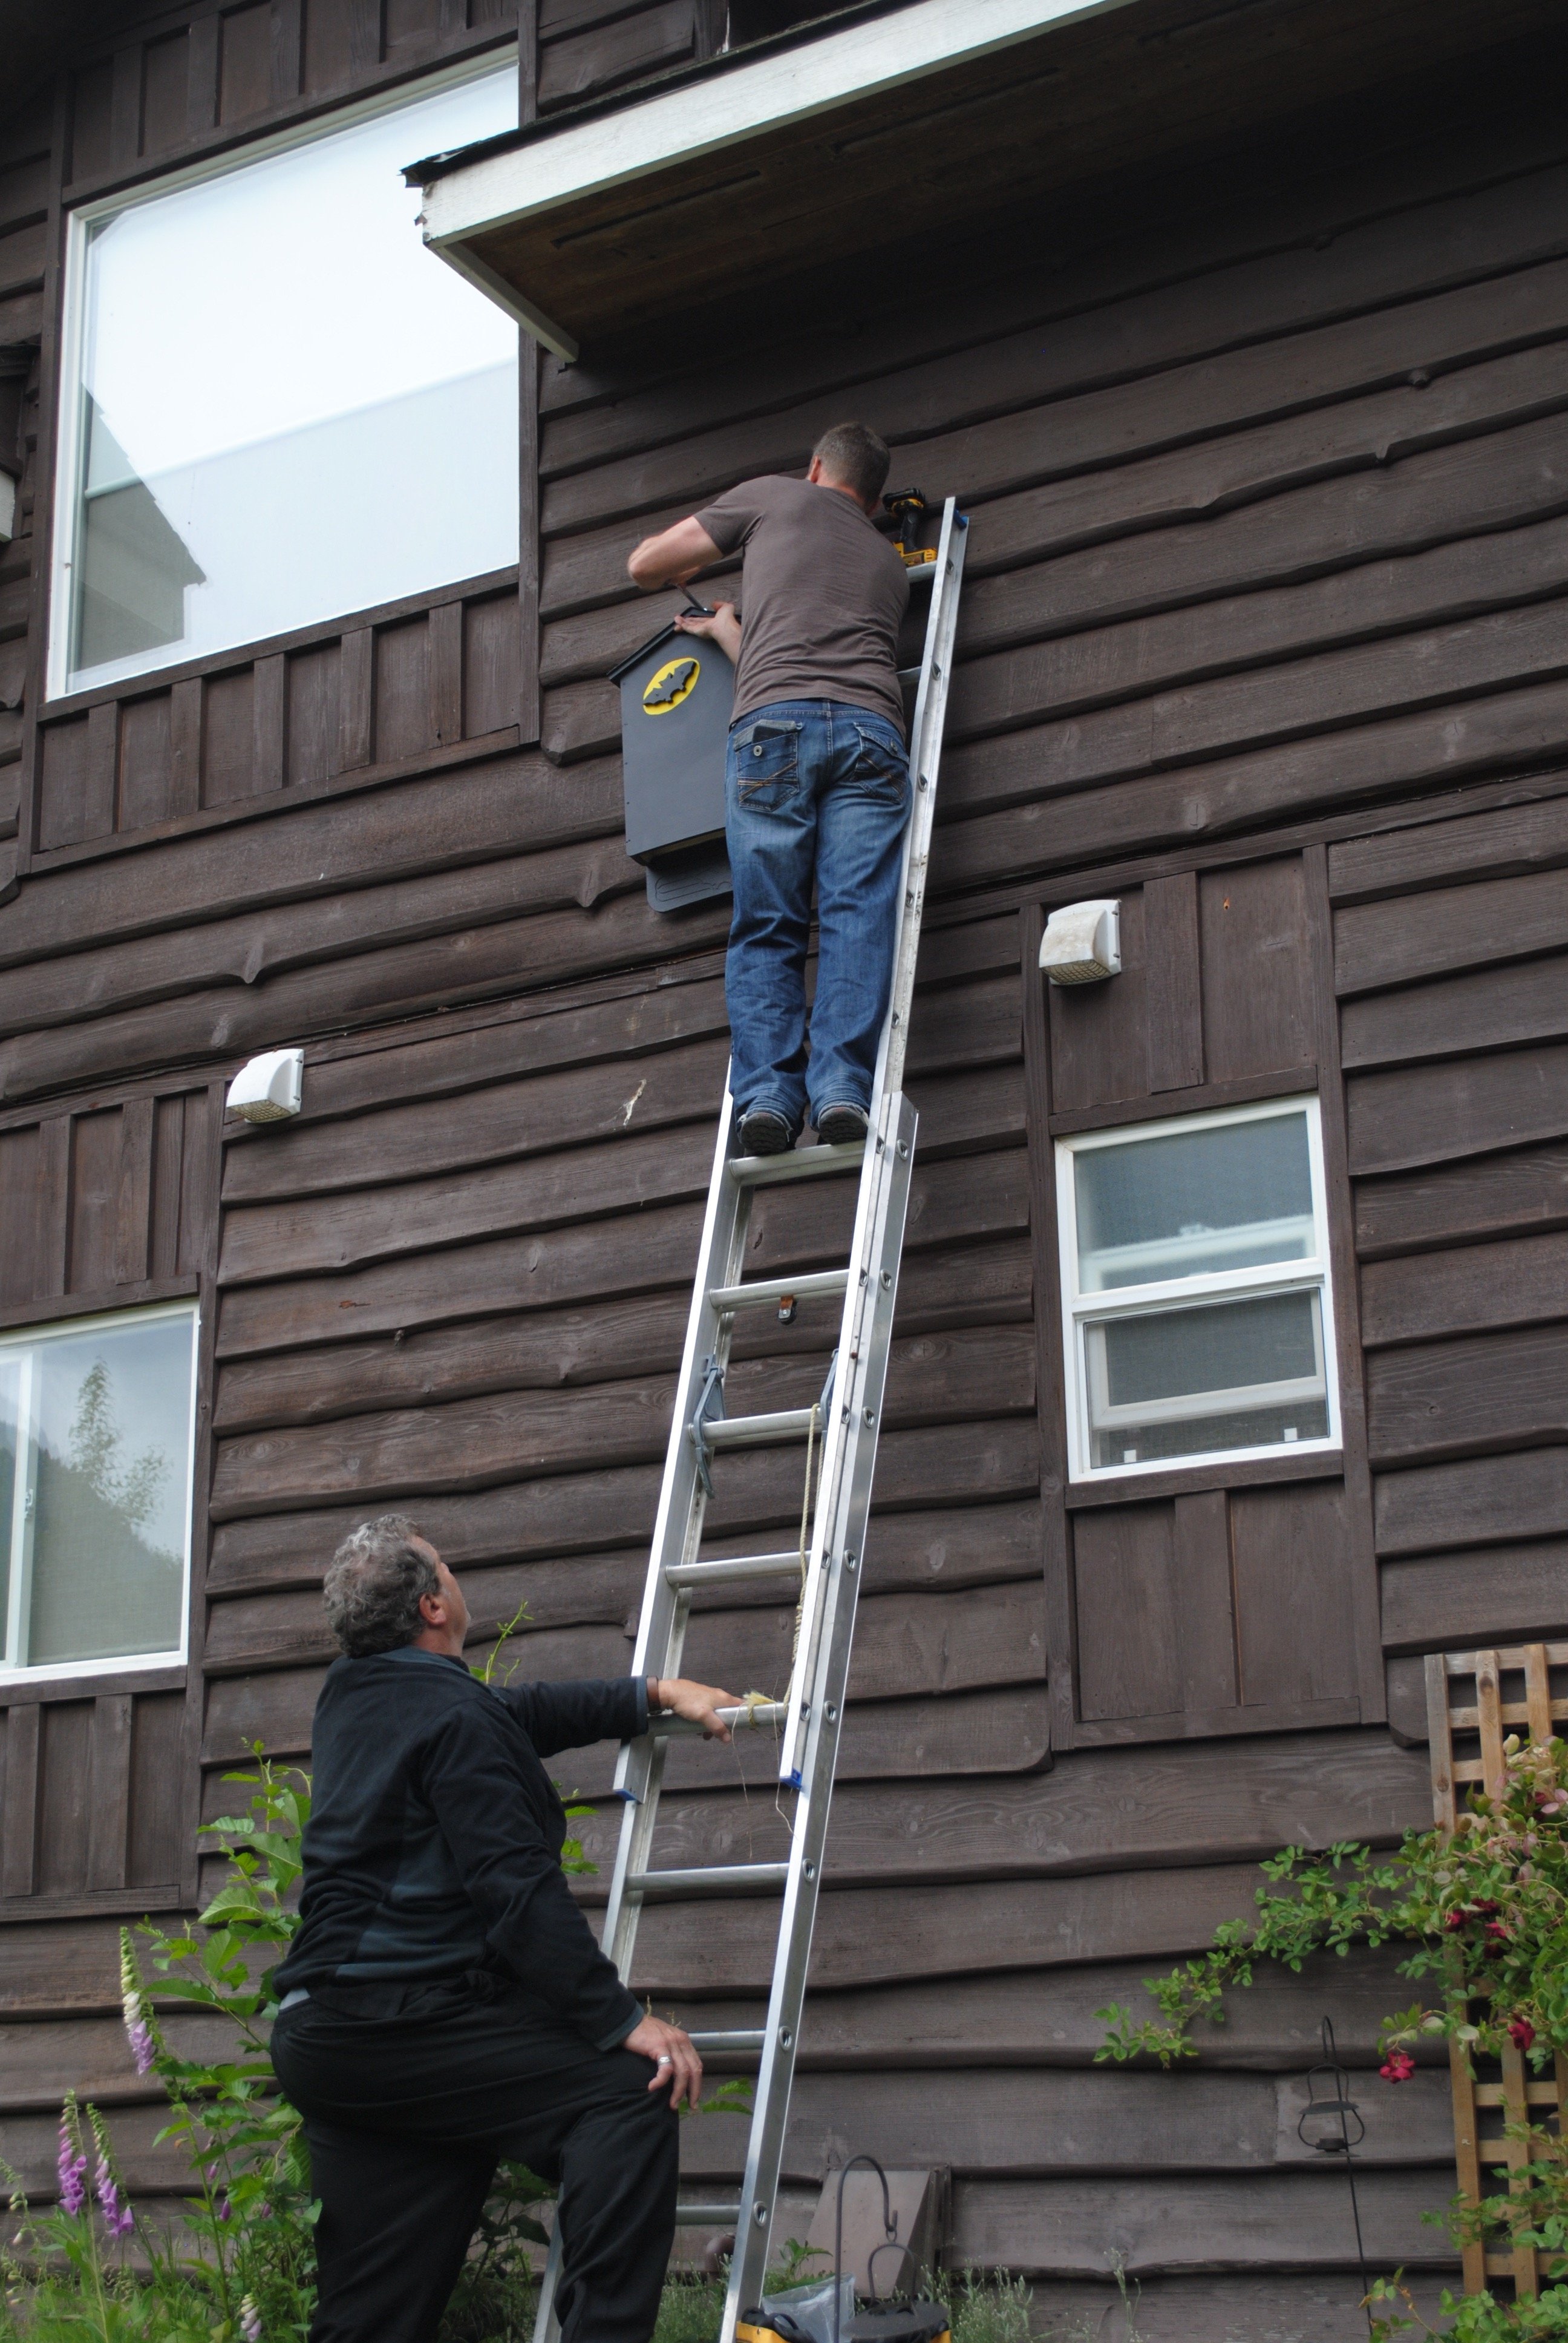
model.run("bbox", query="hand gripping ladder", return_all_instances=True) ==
[533,500,967,2343]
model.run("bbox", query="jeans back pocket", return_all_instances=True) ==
[731,718,803,804]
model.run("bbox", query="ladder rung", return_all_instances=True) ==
[655,1700,788,1736]
[675,2202,742,2226]
[728,1139,864,1187]
[701,1408,814,1450]
[708,1267,848,1313]
[687,2029,766,2054]
[665,1551,803,1588]
[628,1862,788,1896]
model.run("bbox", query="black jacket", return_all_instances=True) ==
[275,1648,647,2051]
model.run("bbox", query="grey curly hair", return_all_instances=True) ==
[322,1514,439,1656]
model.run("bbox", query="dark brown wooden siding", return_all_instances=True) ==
[7,13,1568,2330]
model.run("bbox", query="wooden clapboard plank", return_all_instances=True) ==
[951,2168,1455,2273]
[1361,1231,1568,1346]
[0,751,627,974]
[207,1326,1036,1516]
[1356,1140,1568,1260]
[211,1233,1031,1434]
[1368,1323,1568,1463]
[1342,954,1568,1072]
[1374,1447,1568,1556]
[1380,1543,1568,1653]
[1336,861,1568,998]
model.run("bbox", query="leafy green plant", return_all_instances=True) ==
[1097,1732,1568,2333]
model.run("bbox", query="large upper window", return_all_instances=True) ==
[0,1303,198,1681]
[1056,1099,1341,1481]
[51,61,518,700]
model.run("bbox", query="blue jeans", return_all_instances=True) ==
[724,698,911,1135]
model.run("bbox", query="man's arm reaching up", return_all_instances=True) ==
[628,514,743,662]
[628,515,723,589]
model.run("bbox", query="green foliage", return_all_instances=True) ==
[1097,1733,1568,2335]
[949,2268,1037,2343]
[1094,1732,1568,2072]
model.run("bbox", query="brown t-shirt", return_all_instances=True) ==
[695,474,910,735]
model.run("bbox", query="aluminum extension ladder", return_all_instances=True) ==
[534,499,967,2343]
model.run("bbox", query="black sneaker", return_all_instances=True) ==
[738,1107,793,1156]
[815,1102,869,1147]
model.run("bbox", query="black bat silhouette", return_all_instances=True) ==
[644,659,698,709]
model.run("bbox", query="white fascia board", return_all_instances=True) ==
[422,0,1140,247]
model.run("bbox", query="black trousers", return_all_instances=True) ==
[271,1980,679,2343]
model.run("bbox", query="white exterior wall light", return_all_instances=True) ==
[1040,899,1121,985]
[227,1047,304,1123]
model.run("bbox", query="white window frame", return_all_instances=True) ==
[1055,1095,1342,1485]
[0,1298,201,1686]
[47,47,518,704]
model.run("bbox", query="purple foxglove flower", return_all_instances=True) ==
[240,2295,263,2342]
[216,2194,233,2223]
[94,2159,134,2238]
[125,2016,156,2076]
[56,2124,88,2220]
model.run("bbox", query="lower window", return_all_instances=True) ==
[1057,1098,1340,1481]
[0,1302,198,1680]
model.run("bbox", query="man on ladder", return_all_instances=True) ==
[628,421,911,1156]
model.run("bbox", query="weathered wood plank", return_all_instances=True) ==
[1367,1322,1568,1464]
[1330,780,1568,903]
[956,400,1568,657]
[619,1852,1390,1997]
[0,883,730,1106]
[566,1732,1429,1896]
[207,1326,1036,1516]
[951,2169,1454,2275]
[206,1484,1040,1605]
[668,1944,1426,2072]
[1341,952,1568,1071]
[1379,1541,1568,1652]
[212,1233,1031,1432]
[1347,1042,1568,1178]
[1356,1138,1568,1259]
[0,829,645,1042]
[1336,862,1568,997]
[674,2064,1452,2182]
[0,2013,241,2109]
[933,674,1568,894]
[546,336,1568,621]
[215,1115,1026,1302]
[1374,1446,1568,1556]
[0,751,627,972]
[203,1415,1042,1637]
[1361,1230,1568,1346]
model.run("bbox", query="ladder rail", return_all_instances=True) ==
[720,1089,917,2333]
[531,504,967,2343]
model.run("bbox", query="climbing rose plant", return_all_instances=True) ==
[1096,1732,1568,2338]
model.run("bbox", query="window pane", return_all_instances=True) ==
[1085,1289,1327,1468]
[3,1314,194,1669]
[62,65,518,694]
[1074,1111,1315,1290]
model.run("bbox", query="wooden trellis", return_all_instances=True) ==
[1425,1643,1568,2300]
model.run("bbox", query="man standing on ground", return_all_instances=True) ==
[628,422,910,1156]
[270,1514,739,2343]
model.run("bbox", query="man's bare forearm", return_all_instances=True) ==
[628,515,724,591]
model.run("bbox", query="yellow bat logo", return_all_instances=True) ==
[643,656,700,714]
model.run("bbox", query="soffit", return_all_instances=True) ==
[408,0,1560,362]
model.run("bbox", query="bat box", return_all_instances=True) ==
[611,619,734,913]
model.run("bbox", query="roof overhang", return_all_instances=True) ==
[412,0,1138,360]
[410,0,1563,363]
